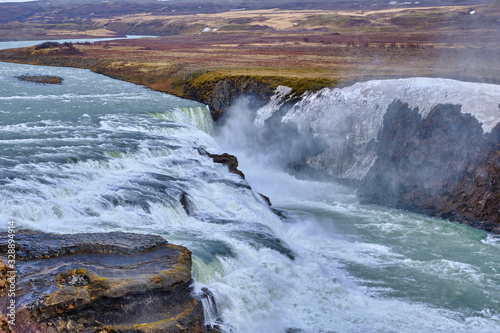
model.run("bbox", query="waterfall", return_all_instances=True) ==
[279,77,500,180]
[1,59,500,333]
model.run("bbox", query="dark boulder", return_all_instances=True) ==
[207,152,246,179]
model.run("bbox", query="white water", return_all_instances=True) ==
[1,57,500,333]
[214,92,500,332]
[260,78,500,179]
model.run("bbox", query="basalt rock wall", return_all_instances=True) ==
[359,101,500,233]
[182,76,275,120]
[267,78,500,233]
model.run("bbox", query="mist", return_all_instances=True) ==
[215,95,329,178]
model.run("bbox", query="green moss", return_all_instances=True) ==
[185,71,335,99]
[219,24,271,31]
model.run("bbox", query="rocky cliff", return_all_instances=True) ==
[0,230,218,333]
[359,101,500,233]
[182,76,275,121]
[261,78,500,233]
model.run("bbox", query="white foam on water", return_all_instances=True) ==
[1,62,500,333]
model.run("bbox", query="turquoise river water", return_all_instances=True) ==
[0,40,499,333]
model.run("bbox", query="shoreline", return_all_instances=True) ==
[1,2,499,116]
[2,41,500,120]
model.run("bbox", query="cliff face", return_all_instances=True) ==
[182,76,275,120]
[0,231,218,333]
[359,101,500,233]
[270,78,500,233]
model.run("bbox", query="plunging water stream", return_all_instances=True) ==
[1,45,499,332]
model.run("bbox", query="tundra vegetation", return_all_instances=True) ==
[0,0,499,112]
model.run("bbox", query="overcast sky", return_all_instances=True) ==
[1,0,39,3]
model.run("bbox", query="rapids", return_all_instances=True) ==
[1,42,499,332]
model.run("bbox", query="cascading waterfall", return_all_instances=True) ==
[1,57,500,333]
[267,78,500,180]
[151,106,214,134]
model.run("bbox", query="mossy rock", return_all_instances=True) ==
[16,74,63,85]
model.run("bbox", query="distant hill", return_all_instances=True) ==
[0,0,494,24]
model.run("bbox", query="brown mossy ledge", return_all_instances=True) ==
[181,72,335,120]
[0,230,219,333]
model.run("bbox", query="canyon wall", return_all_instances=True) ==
[259,78,500,233]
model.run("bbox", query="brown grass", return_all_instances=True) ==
[1,4,499,104]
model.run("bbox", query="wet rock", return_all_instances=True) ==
[259,193,272,207]
[183,76,274,120]
[286,329,303,333]
[0,230,168,260]
[257,193,287,218]
[179,192,193,215]
[359,101,500,233]
[0,258,8,292]
[66,320,77,331]
[207,152,246,179]
[16,74,63,85]
[199,148,287,219]
[0,230,218,333]
[0,314,14,333]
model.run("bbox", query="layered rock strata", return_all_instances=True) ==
[0,230,217,333]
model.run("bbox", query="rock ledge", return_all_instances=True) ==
[0,230,217,333]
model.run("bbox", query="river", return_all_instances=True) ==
[0,40,499,333]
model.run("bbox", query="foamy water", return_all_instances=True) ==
[1,58,499,332]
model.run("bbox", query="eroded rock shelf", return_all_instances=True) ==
[0,230,218,333]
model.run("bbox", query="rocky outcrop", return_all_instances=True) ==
[183,76,276,120]
[16,75,63,85]
[207,153,246,179]
[276,78,500,233]
[359,101,500,233]
[0,230,217,333]
[334,100,500,233]
[196,148,246,179]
